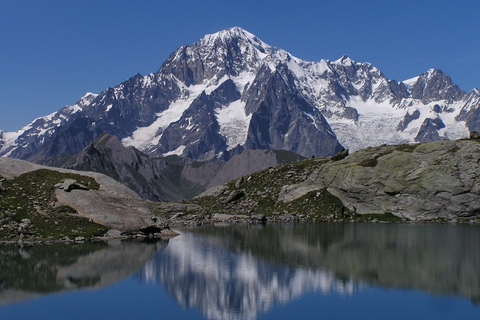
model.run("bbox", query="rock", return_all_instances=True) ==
[170,213,184,220]
[75,236,85,242]
[470,131,480,139]
[158,229,179,238]
[224,190,245,203]
[235,177,244,189]
[105,229,124,238]
[251,214,267,223]
[278,213,299,222]
[212,213,235,221]
[61,179,89,192]
[278,140,480,221]
[332,148,349,161]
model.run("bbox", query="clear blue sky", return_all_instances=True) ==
[1,0,480,132]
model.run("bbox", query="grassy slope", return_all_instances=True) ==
[0,169,107,242]
[187,155,402,222]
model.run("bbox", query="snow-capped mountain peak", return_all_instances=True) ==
[2,27,479,163]
[200,27,269,50]
[333,54,355,66]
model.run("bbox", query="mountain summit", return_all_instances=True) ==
[1,27,479,162]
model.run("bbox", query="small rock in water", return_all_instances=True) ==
[105,229,124,238]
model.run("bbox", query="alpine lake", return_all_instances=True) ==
[1,222,479,320]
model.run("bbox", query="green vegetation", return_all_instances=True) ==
[189,157,325,215]
[359,157,378,167]
[395,144,419,153]
[187,156,402,223]
[0,169,106,242]
[0,242,106,292]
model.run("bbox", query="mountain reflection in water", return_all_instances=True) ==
[138,230,355,320]
[1,223,479,320]
[137,223,480,320]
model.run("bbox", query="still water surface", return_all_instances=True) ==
[1,223,480,319]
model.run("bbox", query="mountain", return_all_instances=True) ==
[1,27,479,163]
[62,133,304,202]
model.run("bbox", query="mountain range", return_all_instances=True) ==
[1,27,480,170]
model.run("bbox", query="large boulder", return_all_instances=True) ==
[279,140,480,220]
[0,157,166,232]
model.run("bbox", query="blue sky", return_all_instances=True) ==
[1,0,480,132]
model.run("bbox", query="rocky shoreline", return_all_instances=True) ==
[2,138,480,245]
[166,212,480,229]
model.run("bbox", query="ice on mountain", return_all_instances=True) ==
[162,145,186,157]
[122,77,221,150]
[215,99,251,150]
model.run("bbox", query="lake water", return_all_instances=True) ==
[1,223,480,320]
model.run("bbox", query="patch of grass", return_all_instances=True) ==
[188,157,324,217]
[284,189,346,221]
[359,158,378,167]
[395,144,419,153]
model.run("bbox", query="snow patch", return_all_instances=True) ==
[215,100,251,150]
[329,97,469,151]
[402,76,419,89]
[162,145,186,156]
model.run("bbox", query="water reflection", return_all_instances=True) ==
[0,240,166,305]
[137,223,480,319]
[138,230,356,320]
[1,223,479,320]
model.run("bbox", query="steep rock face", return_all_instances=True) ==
[64,133,203,201]
[244,64,343,157]
[159,27,263,85]
[410,69,464,103]
[456,89,480,132]
[414,117,446,142]
[2,93,97,160]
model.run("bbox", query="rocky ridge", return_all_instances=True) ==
[172,137,480,225]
